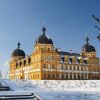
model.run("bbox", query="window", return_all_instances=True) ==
[61,57,64,63]
[74,74,76,79]
[78,74,80,79]
[57,74,59,78]
[66,65,68,70]
[16,63,18,67]
[24,60,26,65]
[69,58,72,64]
[52,74,55,79]
[63,65,65,70]
[66,74,68,79]
[84,60,87,64]
[41,48,44,51]
[70,74,72,79]
[77,59,80,64]
[61,65,63,69]
[77,66,79,70]
[69,65,72,70]
[81,67,83,71]
[67,65,70,70]
[43,64,46,68]
[62,74,64,79]
[19,62,22,66]
[48,74,51,79]
[44,73,46,79]
[73,66,75,70]
[28,57,31,64]
[48,48,50,51]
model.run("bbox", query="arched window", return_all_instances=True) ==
[48,74,51,79]
[19,62,22,66]
[73,66,75,70]
[77,59,80,64]
[16,63,18,67]
[84,60,87,64]
[28,57,31,64]
[48,48,50,51]
[66,74,68,79]
[74,74,76,79]
[69,65,72,70]
[52,74,55,79]
[24,60,26,65]
[44,73,46,79]
[41,48,44,51]
[70,74,72,80]
[61,65,63,69]
[77,66,79,70]
[78,74,80,79]
[62,74,64,79]
[61,57,64,63]
[43,64,46,68]
[69,58,72,64]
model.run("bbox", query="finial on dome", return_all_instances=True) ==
[85,33,89,44]
[86,36,89,44]
[18,42,20,49]
[41,20,46,34]
[42,27,46,34]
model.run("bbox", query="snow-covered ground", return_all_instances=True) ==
[1,80,100,100]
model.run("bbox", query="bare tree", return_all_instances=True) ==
[92,14,100,41]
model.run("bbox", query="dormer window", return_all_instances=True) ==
[69,58,72,64]
[84,60,87,64]
[61,57,64,63]
[16,63,18,67]
[24,60,26,65]
[19,62,22,66]
[28,57,31,64]
[77,59,80,64]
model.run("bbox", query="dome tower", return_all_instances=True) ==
[11,42,25,61]
[12,42,25,57]
[81,36,96,58]
[35,27,53,45]
[34,27,54,52]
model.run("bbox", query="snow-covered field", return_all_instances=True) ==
[1,80,100,100]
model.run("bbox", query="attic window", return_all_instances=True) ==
[28,57,31,64]
[69,58,72,64]
[84,60,87,64]
[24,60,26,65]
[16,63,18,67]
[19,62,22,66]
[77,59,80,64]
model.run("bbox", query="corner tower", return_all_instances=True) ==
[34,27,54,52]
[9,42,25,79]
[81,36,96,58]
[31,27,55,80]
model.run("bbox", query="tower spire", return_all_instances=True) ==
[86,36,89,44]
[42,27,46,34]
[42,20,46,34]
[17,42,20,49]
[85,33,89,44]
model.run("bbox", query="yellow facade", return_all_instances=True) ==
[9,27,100,80]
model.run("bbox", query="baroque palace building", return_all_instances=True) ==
[9,27,100,80]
